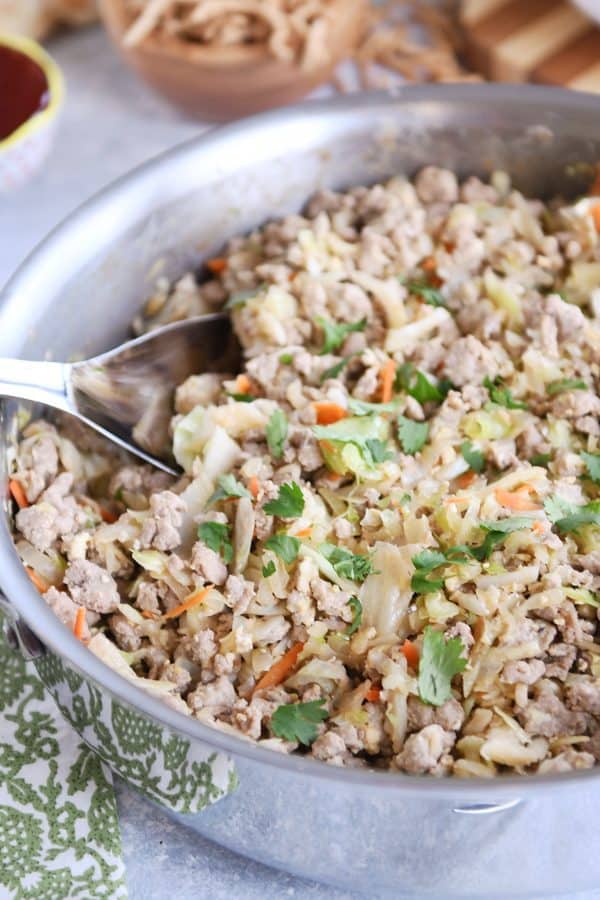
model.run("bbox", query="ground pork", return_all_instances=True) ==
[518,685,588,738]
[395,725,455,774]
[191,542,228,585]
[138,490,186,551]
[64,559,120,614]
[442,335,499,386]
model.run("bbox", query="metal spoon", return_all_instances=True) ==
[0,315,241,475]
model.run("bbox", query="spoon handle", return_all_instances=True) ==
[0,359,70,412]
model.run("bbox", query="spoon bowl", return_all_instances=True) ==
[0,314,241,474]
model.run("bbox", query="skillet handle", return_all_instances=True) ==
[0,359,70,413]
[0,594,45,661]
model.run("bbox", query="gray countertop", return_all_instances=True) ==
[1,24,597,900]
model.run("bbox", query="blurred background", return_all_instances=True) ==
[3,0,600,284]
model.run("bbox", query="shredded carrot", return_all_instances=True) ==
[288,270,298,282]
[591,202,600,232]
[99,506,118,524]
[235,373,252,395]
[444,495,468,505]
[142,610,160,619]
[421,256,436,271]
[294,526,312,538]
[253,642,305,694]
[401,639,420,669]
[206,256,227,274]
[9,479,28,509]
[325,472,342,483]
[313,401,347,425]
[320,440,335,455]
[532,521,545,535]
[26,567,49,594]
[494,488,541,512]
[365,686,381,702]
[590,167,600,196]
[380,358,396,404]
[248,475,259,498]
[73,607,86,641]
[163,584,214,620]
[456,470,476,490]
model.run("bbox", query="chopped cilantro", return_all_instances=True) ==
[546,378,587,396]
[397,416,429,455]
[197,521,233,564]
[263,482,305,518]
[264,534,300,564]
[262,560,276,577]
[394,362,451,405]
[320,543,374,582]
[227,392,255,402]
[530,453,551,467]
[418,627,467,706]
[279,353,293,365]
[271,699,328,745]
[346,596,363,636]
[544,496,600,533]
[408,281,446,307]
[460,440,485,473]
[320,355,353,383]
[411,549,448,594]
[266,409,288,460]
[364,438,394,464]
[581,452,600,485]
[316,317,367,355]
[483,376,528,410]
[207,473,250,505]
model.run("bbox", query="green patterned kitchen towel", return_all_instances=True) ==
[0,618,127,899]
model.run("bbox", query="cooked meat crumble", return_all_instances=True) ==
[10,166,600,776]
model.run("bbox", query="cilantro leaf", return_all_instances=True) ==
[364,438,394,464]
[410,549,448,594]
[460,440,485,473]
[408,281,446,307]
[418,627,467,706]
[320,355,353,383]
[346,596,363,635]
[397,416,429,455]
[479,516,536,534]
[263,482,305,518]
[262,560,276,577]
[271,699,328,745]
[546,378,587,396]
[316,317,367,355]
[581,452,600,485]
[483,376,528,410]
[227,392,254,402]
[264,534,300,564]
[266,409,288,460]
[468,516,535,561]
[394,362,450,405]
[207,473,251,506]
[530,453,551,467]
[279,353,293,365]
[197,521,233,564]
[544,496,600,533]
[320,543,374,582]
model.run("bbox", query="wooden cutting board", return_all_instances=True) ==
[460,0,600,92]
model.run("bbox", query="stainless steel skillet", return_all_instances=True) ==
[1,86,600,896]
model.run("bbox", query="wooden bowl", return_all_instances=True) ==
[99,0,368,121]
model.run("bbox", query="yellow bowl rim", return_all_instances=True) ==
[0,33,64,151]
